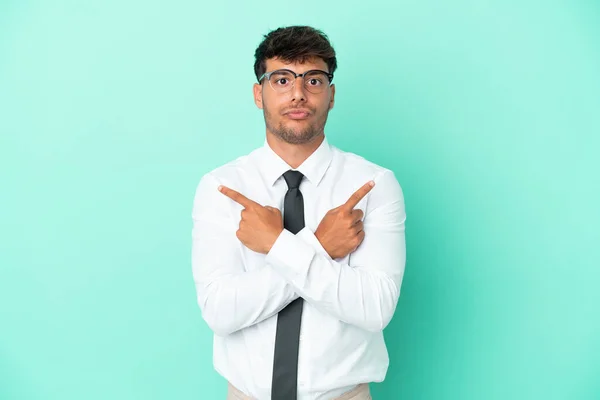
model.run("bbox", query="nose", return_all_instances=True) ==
[290,76,307,102]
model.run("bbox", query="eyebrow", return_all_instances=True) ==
[272,69,327,75]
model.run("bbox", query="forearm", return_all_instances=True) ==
[194,264,298,336]
[266,227,405,332]
[192,172,300,337]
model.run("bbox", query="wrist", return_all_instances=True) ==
[313,230,332,257]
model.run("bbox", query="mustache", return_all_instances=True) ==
[281,106,314,115]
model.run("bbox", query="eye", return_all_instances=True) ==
[269,71,294,87]
[304,71,327,87]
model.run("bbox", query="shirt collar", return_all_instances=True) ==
[257,135,333,187]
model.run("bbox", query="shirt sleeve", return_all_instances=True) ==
[191,172,299,336]
[265,169,406,332]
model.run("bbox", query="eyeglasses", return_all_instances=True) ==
[258,69,334,94]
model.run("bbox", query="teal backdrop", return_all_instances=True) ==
[1,1,599,399]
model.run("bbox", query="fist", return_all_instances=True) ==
[218,185,284,254]
[315,181,375,259]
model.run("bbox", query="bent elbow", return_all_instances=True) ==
[364,282,400,332]
[363,309,395,332]
[379,308,396,331]
[197,295,238,337]
[203,314,237,336]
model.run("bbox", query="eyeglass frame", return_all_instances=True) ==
[257,68,334,93]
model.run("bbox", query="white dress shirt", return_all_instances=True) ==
[191,135,406,400]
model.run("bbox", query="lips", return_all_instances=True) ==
[284,109,311,120]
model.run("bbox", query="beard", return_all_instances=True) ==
[264,104,329,145]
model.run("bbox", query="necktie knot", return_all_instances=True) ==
[283,170,304,189]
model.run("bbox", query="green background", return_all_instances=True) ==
[1,1,599,399]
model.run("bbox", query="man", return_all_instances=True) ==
[191,26,406,400]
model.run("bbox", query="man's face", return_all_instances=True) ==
[253,57,335,145]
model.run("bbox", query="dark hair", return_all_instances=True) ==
[253,26,337,82]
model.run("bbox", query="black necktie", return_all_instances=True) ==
[271,170,305,400]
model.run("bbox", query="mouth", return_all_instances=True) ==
[284,109,311,120]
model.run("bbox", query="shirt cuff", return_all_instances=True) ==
[296,227,333,260]
[266,229,317,288]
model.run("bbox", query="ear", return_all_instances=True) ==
[328,84,336,110]
[253,83,263,109]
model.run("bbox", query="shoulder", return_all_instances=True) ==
[332,145,401,188]
[331,145,405,210]
[192,147,262,208]
[208,148,261,181]
[196,147,261,188]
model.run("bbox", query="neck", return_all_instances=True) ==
[266,132,325,169]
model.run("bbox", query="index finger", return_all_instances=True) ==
[343,180,375,211]
[218,185,259,209]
